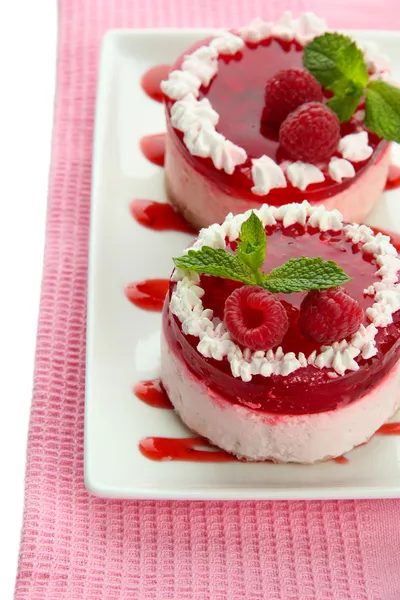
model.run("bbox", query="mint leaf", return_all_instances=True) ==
[236,212,267,279]
[365,80,400,143]
[304,33,368,122]
[239,212,267,250]
[304,33,354,89]
[173,246,256,284]
[327,86,363,123]
[333,40,368,90]
[237,242,265,282]
[304,33,368,91]
[262,257,351,294]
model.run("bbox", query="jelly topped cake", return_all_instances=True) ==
[161,202,400,463]
[161,12,399,228]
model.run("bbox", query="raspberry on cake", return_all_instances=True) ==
[264,68,323,123]
[161,202,400,464]
[279,102,341,163]
[224,286,289,351]
[299,287,364,344]
[161,12,396,229]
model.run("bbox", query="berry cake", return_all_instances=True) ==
[161,202,400,463]
[161,12,394,229]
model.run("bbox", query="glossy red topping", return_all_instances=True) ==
[299,287,364,344]
[164,222,400,415]
[201,277,243,319]
[264,68,323,123]
[166,37,388,203]
[279,102,341,163]
[224,286,289,350]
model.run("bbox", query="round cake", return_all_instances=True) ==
[161,202,400,463]
[161,12,393,229]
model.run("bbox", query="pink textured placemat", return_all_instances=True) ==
[15,1,400,599]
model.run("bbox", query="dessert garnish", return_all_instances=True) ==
[279,101,341,162]
[299,286,364,344]
[224,286,289,351]
[264,68,323,123]
[173,212,351,294]
[304,32,400,140]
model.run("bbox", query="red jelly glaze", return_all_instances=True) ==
[377,422,400,435]
[125,279,169,311]
[140,133,166,166]
[141,64,170,102]
[165,37,388,203]
[139,436,237,462]
[165,223,400,415]
[130,199,196,234]
[134,379,173,409]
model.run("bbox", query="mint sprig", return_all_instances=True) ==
[304,32,400,141]
[173,213,351,294]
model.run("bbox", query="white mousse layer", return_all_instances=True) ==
[161,330,400,463]
[165,124,391,229]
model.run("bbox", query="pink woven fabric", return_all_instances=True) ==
[15,1,400,599]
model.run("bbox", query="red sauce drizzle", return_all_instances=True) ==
[140,133,166,166]
[134,379,172,409]
[333,455,349,464]
[130,199,196,234]
[139,436,238,462]
[369,227,400,252]
[377,422,400,435]
[124,279,169,311]
[141,64,170,102]
[385,176,400,192]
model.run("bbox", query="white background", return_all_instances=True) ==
[0,1,56,596]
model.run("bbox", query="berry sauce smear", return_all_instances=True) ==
[141,64,171,102]
[125,279,169,311]
[139,436,237,462]
[134,379,173,409]
[130,199,196,234]
[140,133,166,166]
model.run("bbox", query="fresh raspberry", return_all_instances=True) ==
[264,68,323,124]
[279,102,340,163]
[224,286,289,351]
[299,287,364,345]
[201,276,243,320]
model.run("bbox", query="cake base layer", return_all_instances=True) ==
[161,330,400,463]
[165,129,391,229]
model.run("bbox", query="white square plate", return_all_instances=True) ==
[85,28,400,500]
